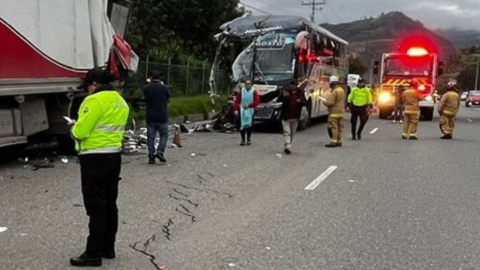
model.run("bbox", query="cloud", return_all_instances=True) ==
[242,0,480,30]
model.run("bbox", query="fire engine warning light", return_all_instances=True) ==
[407,47,429,57]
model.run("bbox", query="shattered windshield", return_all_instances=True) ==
[232,32,296,82]
[384,56,433,77]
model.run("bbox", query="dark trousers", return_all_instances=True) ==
[79,153,122,257]
[240,127,252,142]
[350,105,369,137]
[393,102,403,121]
[147,122,169,158]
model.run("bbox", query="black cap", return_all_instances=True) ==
[77,68,114,90]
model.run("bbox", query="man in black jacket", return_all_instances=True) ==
[278,80,308,154]
[144,72,171,164]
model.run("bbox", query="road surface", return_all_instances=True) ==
[1,105,480,270]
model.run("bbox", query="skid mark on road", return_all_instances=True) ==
[305,166,338,190]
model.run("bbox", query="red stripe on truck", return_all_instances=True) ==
[0,19,85,79]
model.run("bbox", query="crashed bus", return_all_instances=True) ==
[209,15,348,129]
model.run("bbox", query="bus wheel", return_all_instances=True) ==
[298,103,311,130]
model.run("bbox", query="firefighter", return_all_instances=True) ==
[70,68,129,267]
[347,78,373,140]
[323,76,345,147]
[438,80,460,139]
[401,80,424,140]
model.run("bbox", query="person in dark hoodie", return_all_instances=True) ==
[144,71,171,164]
[277,79,308,154]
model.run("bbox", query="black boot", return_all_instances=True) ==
[357,133,362,140]
[441,134,452,140]
[352,133,356,140]
[155,153,167,163]
[102,250,116,259]
[148,158,155,165]
[70,252,102,267]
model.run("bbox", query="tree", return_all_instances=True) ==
[348,57,367,76]
[126,0,242,61]
[457,65,478,90]
[469,45,478,54]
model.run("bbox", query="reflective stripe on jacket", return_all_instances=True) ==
[71,90,129,155]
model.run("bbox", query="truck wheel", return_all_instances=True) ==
[298,102,311,130]
[379,108,391,119]
[421,108,434,121]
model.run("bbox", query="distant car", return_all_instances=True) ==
[466,90,480,107]
[461,91,468,101]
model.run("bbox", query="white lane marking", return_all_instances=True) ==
[305,166,338,190]
[369,128,379,134]
[467,118,473,123]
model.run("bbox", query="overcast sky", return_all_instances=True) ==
[241,0,480,30]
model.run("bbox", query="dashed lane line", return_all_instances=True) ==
[305,166,338,191]
[369,128,379,134]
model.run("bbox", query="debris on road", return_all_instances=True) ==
[266,247,271,250]
[61,157,69,164]
[223,164,229,168]
[276,153,283,159]
[191,153,197,157]
[32,158,54,170]
[19,233,28,237]
[0,227,8,233]
[228,263,236,267]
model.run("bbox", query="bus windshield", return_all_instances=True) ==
[232,32,296,83]
[384,56,433,77]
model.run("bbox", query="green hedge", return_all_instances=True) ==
[129,95,228,121]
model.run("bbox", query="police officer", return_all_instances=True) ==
[70,68,129,267]
[323,76,345,147]
[438,80,460,139]
[347,78,373,140]
[402,80,423,140]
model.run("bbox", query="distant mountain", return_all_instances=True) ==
[435,29,480,50]
[321,12,456,78]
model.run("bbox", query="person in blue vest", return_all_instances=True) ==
[233,80,260,146]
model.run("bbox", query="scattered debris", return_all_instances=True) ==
[159,265,168,270]
[266,247,271,250]
[0,227,8,233]
[228,263,236,267]
[348,180,357,183]
[19,233,28,237]
[32,158,54,170]
[180,124,189,133]
[193,123,213,133]
[61,157,69,164]
[191,153,197,157]
[276,153,283,159]
[223,164,229,168]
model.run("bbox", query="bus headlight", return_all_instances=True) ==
[379,92,391,103]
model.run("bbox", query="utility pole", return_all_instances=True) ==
[476,56,480,90]
[302,0,326,23]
